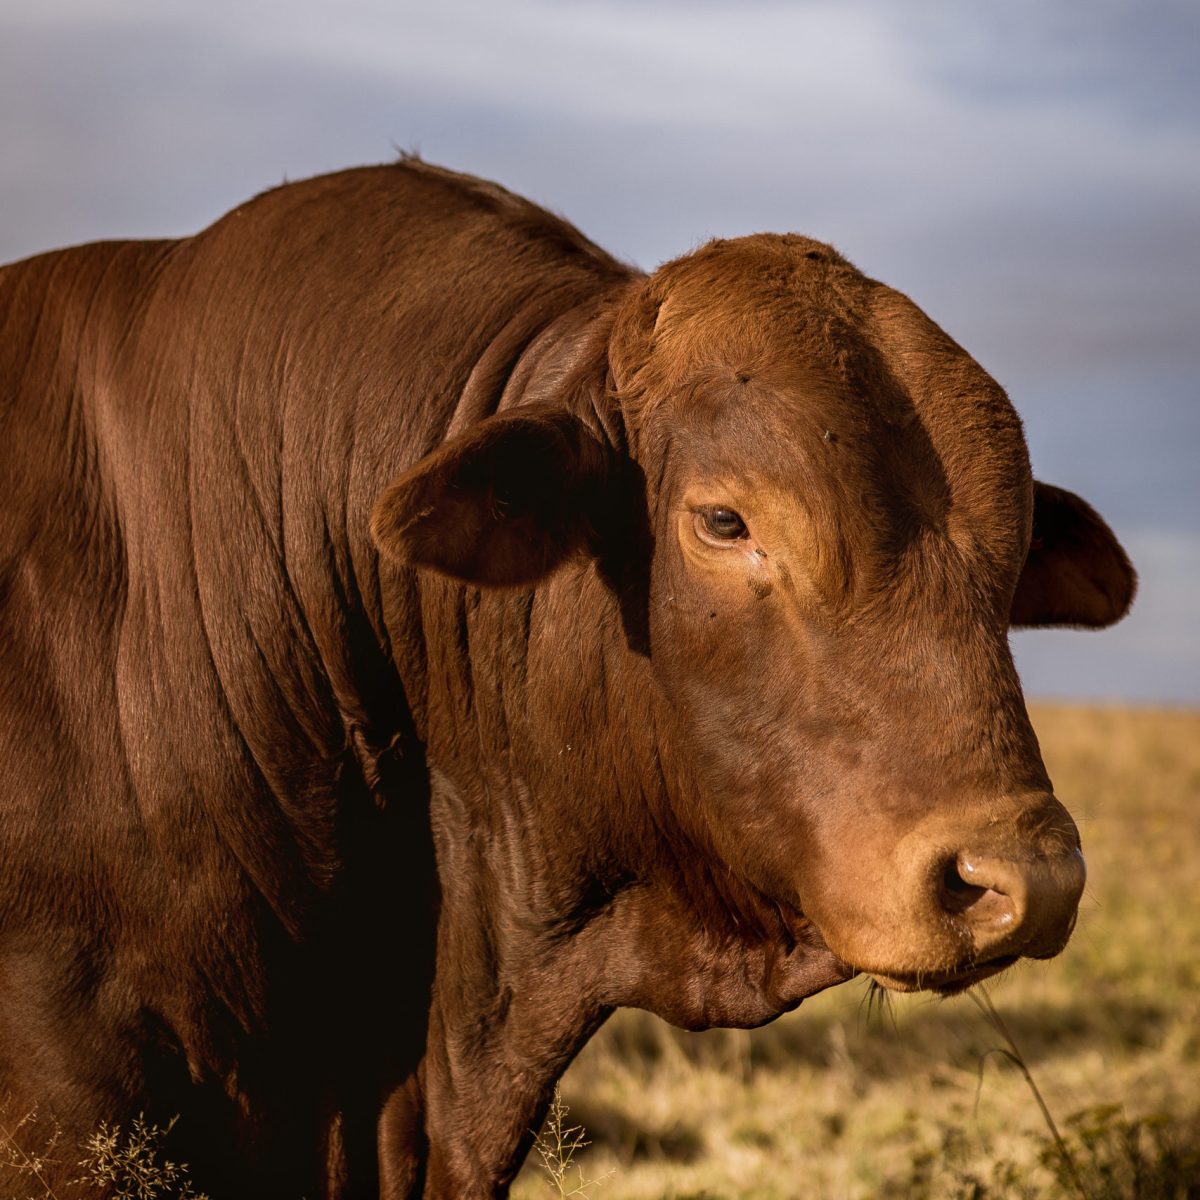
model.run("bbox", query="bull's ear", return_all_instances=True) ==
[1010,481,1136,628]
[370,408,615,587]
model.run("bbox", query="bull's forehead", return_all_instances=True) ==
[641,233,860,373]
[635,235,1035,595]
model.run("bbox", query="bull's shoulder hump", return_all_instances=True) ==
[197,161,632,284]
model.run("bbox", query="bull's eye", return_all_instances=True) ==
[696,507,749,543]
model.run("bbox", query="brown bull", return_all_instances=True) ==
[0,160,1133,1198]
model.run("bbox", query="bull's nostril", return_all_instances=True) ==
[940,860,986,912]
[940,859,1014,925]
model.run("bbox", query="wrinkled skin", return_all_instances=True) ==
[0,161,1132,1199]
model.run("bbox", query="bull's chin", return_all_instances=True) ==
[869,954,1019,996]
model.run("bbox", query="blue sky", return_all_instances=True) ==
[3,0,1196,702]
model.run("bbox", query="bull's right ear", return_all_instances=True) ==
[370,408,616,587]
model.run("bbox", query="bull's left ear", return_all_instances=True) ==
[370,407,616,587]
[1010,481,1136,628]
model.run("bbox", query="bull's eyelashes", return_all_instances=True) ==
[693,506,749,547]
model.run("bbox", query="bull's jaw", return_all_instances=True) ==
[763,927,859,1015]
[599,887,856,1031]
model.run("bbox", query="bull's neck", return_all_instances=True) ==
[400,562,851,1200]
[414,564,658,887]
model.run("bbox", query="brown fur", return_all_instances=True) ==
[0,160,1133,1198]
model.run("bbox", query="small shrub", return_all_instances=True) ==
[532,1084,608,1199]
[75,1115,208,1200]
[0,1103,62,1200]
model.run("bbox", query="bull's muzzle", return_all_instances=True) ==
[822,795,1088,993]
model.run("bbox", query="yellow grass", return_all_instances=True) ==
[514,705,1200,1199]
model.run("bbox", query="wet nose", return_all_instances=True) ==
[939,848,1086,960]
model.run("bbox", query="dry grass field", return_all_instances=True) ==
[514,705,1200,1200]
